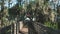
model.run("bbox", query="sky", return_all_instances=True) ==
[5,0,60,8]
[49,0,60,9]
[4,0,35,8]
[0,0,60,10]
[4,0,17,8]
[0,0,17,10]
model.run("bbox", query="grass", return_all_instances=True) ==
[44,21,58,30]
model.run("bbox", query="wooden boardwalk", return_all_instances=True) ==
[0,22,60,34]
[30,22,60,34]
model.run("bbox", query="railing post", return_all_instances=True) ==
[14,23,16,34]
[0,20,1,34]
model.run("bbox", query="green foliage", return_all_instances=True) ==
[44,21,58,30]
[6,30,11,34]
[27,4,32,9]
[0,0,59,34]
